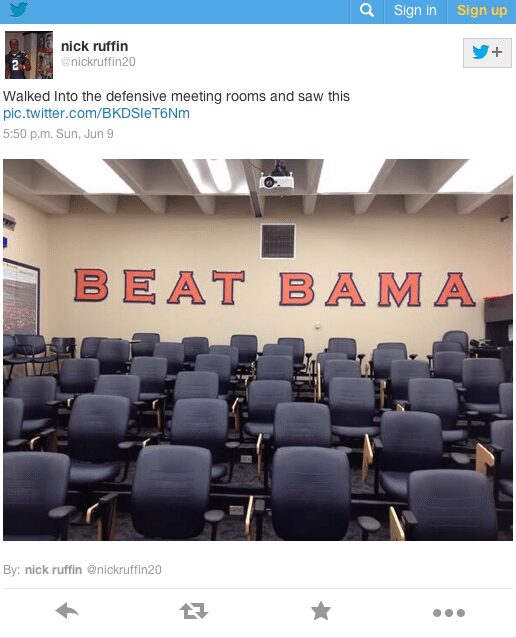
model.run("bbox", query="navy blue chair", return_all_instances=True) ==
[321,359,362,402]
[3,452,76,540]
[49,337,76,363]
[329,377,379,441]
[182,336,209,369]
[130,446,224,540]
[367,411,443,500]
[389,359,430,407]
[67,394,132,489]
[256,355,293,384]
[80,337,106,359]
[426,340,463,366]
[314,352,349,401]
[377,342,409,358]
[494,383,513,420]
[96,339,130,375]
[442,330,469,354]
[244,380,293,439]
[274,402,332,449]
[131,332,160,358]
[490,420,513,499]
[153,342,184,386]
[130,356,168,430]
[462,358,505,416]
[169,398,236,482]
[277,337,307,374]
[390,469,497,541]
[14,334,59,375]
[3,397,25,450]
[195,353,232,399]
[230,334,258,375]
[327,337,364,362]
[270,447,351,540]
[407,378,468,444]
[94,374,142,431]
[243,379,292,481]
[209,345,239,378]
[173,371,219,402]
[432,351,466,385]
[56,358,99,406]
[476,420,513,501]
[4,334,28,379]
[6,376,58,436]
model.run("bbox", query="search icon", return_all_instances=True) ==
[360,2,375,17]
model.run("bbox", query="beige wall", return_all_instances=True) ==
[3,192,50,334]
[3,192,512,359]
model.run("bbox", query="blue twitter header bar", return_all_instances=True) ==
[4,0,514,23]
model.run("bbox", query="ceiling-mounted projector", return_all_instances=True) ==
[259,160,294,191]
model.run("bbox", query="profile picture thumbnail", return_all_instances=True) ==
[5,30,53,79]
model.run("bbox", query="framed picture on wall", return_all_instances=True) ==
[3,258,40,334]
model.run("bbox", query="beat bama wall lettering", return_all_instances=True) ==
[74,269,476,307]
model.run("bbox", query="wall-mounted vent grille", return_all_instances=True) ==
[261,224,295,259]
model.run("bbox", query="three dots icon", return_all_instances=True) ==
[433,609,466,618]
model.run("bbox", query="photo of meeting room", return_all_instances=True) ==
[4,31,53,80]
[2,158,513,541]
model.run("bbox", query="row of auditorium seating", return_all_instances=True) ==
[3,329,512,540]
[3,330,475,381]
[4,434,510,540]
[3,359,512,450]
[3,388,513,538]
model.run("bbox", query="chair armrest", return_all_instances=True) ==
[49,505,77,521]
[389,507,405,541]
[402,510,418,526]
[204,510,225,525]
[86,493,118,540]
[46,400,61,408]
[450,452,471,466]
[336,445,352,455]
[5,438,28,450]
[401,510,418,539]
[133,400,146,408]
[30,428,57,452]
[409,353,417,360]
[373,437,383,450]
[204,509,225,541]
[118,441,136,481]
[475,442,495,474]
[48,505,78,541]
[143,432,161,447]
[225,441,239,450]
[245,496,265,541]
[357,515,381,541]
[361,434,374,482]
[491,412,509,421]
[118,441,137,451]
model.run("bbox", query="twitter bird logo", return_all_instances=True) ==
[10,2,28,17]
[473,44,489,59]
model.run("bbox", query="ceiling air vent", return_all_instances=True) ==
[261,224,295,259]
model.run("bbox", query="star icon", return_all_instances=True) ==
[312,601,331,620]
